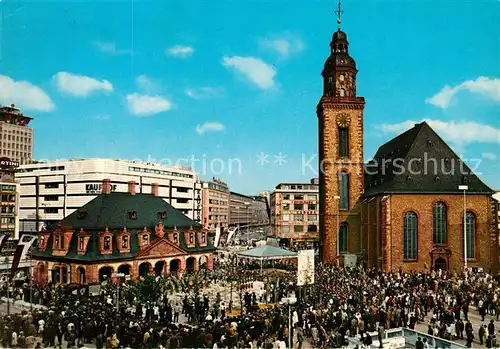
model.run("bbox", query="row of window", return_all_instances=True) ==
[1,142,31,150]
[1,134,32,142]
[278,184,318,191]
[0,194,15,202]
[52,231,207,251]
[128,166,193,179]
[22,166,65,173]
[403,202,477,260]
[282,214,318,222]
[281,224,318,233]
[282,194,317,201]
[283,204,317,211]
[1,150,31,158]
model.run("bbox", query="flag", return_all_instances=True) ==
[226,227,237,245]
[214,226,222,247]
[0,232,11,252]
[10,244,24,280]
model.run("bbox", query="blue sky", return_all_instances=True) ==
[1,0,499,194]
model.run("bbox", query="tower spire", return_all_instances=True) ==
[334,0,343,31]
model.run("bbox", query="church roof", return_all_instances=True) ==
[363,121,493,197]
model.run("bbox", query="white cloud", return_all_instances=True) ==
[126,93,172,116]
[377,118,500,146]
[53,72,113,97]
[259,33,305,58]
[166,45,194,58]
[0,75,55,111]
[195,122,225,135]
[185,87,225,99]
[482,152,498,160]
[222,56,276,89]
[135,75,162,94]
[94,41,132,55]
[426,77,500,108]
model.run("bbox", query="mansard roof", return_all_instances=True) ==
[32,192,213,262]
[62,192,200,230]
[363,121,493,197]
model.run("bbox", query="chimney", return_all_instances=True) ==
[151,183,159,196]
[102,179,111,194]
[128,181,136,195]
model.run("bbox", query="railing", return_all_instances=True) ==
[347,328,466,349]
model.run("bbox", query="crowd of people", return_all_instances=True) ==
[1,261,500,348]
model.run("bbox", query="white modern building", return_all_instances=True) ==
[16,159,202,235]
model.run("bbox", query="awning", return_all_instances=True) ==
[236,245,298,261]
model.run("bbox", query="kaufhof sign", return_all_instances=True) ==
[85,183,117,194]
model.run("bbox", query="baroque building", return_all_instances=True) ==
[32,179,215,284]
[319,7,498,272]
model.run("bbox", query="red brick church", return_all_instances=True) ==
[318,15,498,272]
[32,180,215,284]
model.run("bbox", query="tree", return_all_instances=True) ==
[133,274,166,305]
[178,270,211,303]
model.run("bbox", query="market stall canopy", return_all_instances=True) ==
[237,245,298,261]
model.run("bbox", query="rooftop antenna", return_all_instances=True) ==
[334,0,344,31]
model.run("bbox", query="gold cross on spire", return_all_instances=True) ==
[334,0,344,30]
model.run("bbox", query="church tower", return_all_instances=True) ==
[318,1,365,263]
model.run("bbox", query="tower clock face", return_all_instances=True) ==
[336,112,351,127]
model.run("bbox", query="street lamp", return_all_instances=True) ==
[111,272,125,313]
[281,296,297,349]
[458,185,468,275]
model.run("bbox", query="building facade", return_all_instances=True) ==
[229,192,268,227]
[0,105,34,165]
[16,159,202,235]
[318,16,498,272]
[270,179,319,246]
[201,177,230,232]
[0,158,20,239]
[32,180,214,285]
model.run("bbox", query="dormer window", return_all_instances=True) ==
[128,211,137,220]
[122,235,129,249]
[189,232,194,244]
[54,233,64,249]
[142,234,149,245]
[77,210,88,219]
[158,211,167,219]
[104,236,111,250]
[78,236,84,251]
[173,233,178,244]
[39,235,45,249]
[201,232,206,244]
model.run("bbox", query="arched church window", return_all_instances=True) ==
[464,211,476,260]
[403,212,418,260]
[339,171,349,210]
[339,222,348,252]
[339,74,345,82]
[338,127,349,158]
[339,88,346,97]
[432,201,447,244]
